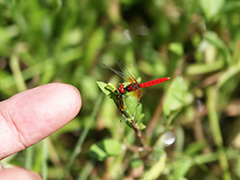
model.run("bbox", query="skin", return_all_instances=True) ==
[0,83,82,179]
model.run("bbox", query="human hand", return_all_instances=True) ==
[0,83,82,179]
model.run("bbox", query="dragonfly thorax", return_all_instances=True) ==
[118,83,140,94]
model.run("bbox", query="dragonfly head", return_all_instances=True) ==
[118,84,126,94]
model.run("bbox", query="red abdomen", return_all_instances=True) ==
[139,77,170,88]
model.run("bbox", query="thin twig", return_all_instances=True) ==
[130,120,151,152]
[145,94,165,141]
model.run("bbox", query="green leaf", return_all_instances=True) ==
[96,81,112,96]
[84,28,105,68]
[200,0,225,21]
[135,103,145,129]
[96,81,119,96]
[131,159,143,169]
[89,139,123,161]
[142,153,167,179]
[185,141,207,156]
[169,42,184,56]
[124,92,138,116]
[168,157,193,179]
[203,31,231,64]
[163,77,188,116]
[194,152,219,164]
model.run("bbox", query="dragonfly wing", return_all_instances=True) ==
[136,89,142,101]
[129,89,142,101]
[102,63,129,82]
[116,59,138,84]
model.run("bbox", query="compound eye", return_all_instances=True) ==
[118,84,125,94]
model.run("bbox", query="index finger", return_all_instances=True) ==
[0,83,81,160]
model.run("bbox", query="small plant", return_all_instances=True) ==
[92,62,188,179]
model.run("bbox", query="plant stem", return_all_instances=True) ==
[10,55,27,92]
[206,86,231,180]
[130,120,151,152]
[61,94,103,180]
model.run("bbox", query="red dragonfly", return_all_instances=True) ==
[103,60,170,100]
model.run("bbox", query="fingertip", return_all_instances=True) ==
[45,83,82,122]
[0,167,42,180]
[69,84,82,115]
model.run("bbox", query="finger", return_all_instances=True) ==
[0,83,81,160]
[0,167,42,180]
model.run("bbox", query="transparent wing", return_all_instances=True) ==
[116,59,138,84]
[102,63,129,81]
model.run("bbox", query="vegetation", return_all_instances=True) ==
[1,0,240,179]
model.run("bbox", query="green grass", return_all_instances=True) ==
[1,0,240,179]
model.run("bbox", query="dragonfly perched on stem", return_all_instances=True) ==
[102,60,170,101]
[102,60,171,125]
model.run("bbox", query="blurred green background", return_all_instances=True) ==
[1,0,240,179]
